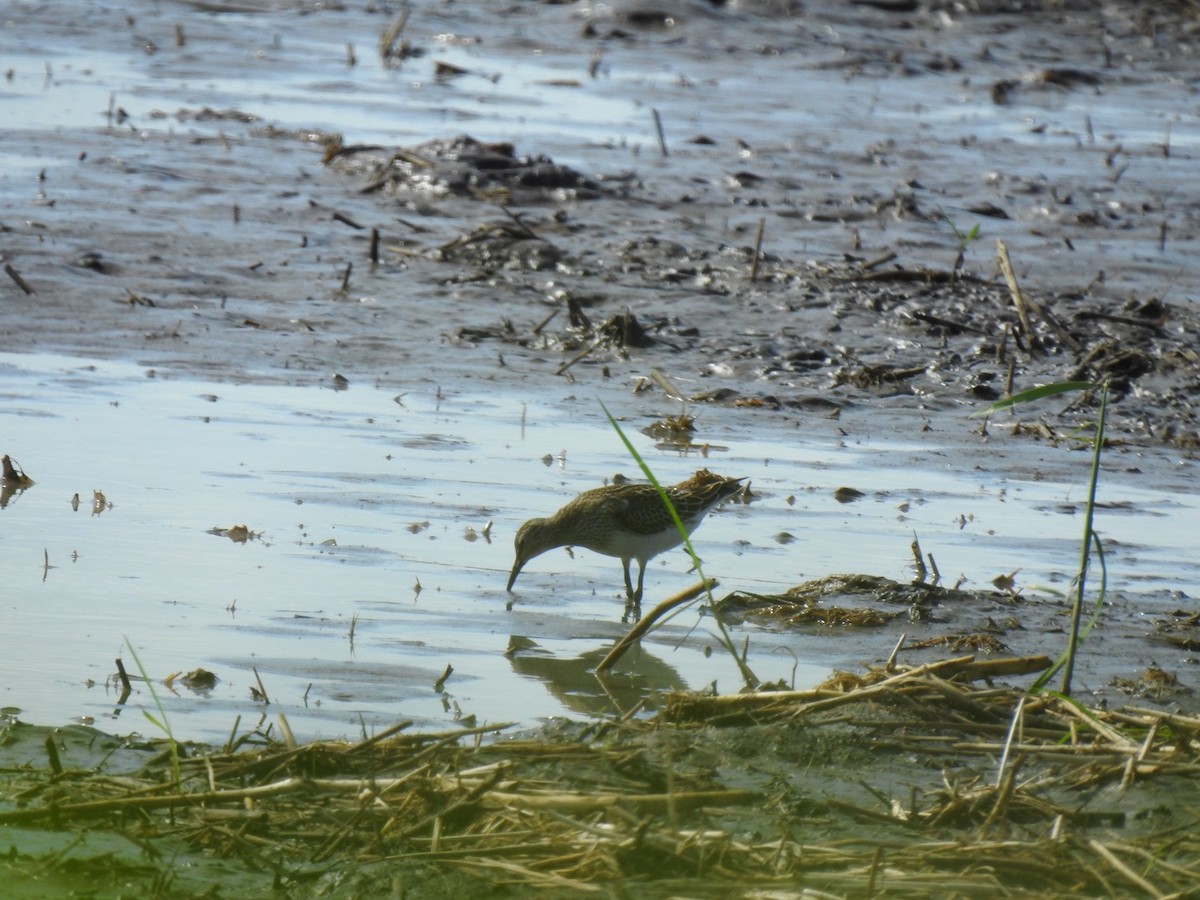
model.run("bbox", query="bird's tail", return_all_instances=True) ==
[674,469,747,508]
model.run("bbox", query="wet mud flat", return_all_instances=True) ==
[1,0,1197,442]
[2,0,1200,895]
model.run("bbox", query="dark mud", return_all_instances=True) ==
[2,0,1198,442]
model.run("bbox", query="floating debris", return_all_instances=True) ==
[208,524,261,543]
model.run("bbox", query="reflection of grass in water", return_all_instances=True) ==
[599,400,757,689]
[970,379,1108,696]
[125,636,182,790]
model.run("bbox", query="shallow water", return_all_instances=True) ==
[1,352,1194,742]
[2,1,1198,741]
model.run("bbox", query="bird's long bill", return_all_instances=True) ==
[506,558,525,592]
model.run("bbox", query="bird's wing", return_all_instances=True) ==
[604,488,677,535]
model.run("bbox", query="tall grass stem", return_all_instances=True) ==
[599,401,757,688]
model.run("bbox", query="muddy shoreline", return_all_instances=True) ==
[2,0,1197,446]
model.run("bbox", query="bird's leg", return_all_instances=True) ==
[633,561,646,605]
[620,558,643,623]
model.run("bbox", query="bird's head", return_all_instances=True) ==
[506,517,551,592]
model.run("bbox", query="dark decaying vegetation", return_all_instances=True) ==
[4,654,1200,897]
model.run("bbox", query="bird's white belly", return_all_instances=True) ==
[585,524,691,562]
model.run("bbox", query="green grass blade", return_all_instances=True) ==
[1060,383,1108,695]
[599,401,695,559]
[143,710,165,730]
[125,637,183,790]
[968,381,1096,417]
[599,401,758,688]
[1028,382,1108,696]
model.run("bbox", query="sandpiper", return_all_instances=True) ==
[506,469,745,608]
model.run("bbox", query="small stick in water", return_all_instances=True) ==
[4,263,35,295]
[652,108,669,157]
[750,216,766,282]
[115,658,132,693]
[45,736,62,775]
